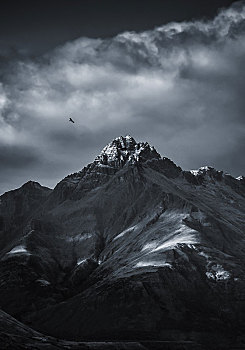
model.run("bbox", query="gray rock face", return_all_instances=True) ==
[0,181,52,264]
[0,136,245,349]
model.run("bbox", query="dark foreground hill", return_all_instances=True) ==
[0,135,245,349]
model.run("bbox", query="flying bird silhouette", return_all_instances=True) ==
[69,117,75,123]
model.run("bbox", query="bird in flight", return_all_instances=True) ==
[69,117,75,123]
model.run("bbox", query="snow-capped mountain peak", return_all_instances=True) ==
[237,175,245,181]
[94,135,161,168]
[190,165,224,179]
[53,135,181,202]
[190,166,216,176]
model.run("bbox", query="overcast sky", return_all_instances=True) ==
[0,0,245,194]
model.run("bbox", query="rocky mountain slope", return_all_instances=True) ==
[0,135,245,349]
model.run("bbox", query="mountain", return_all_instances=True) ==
[0,135,245,349]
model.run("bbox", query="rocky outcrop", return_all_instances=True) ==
[48,135,162,203]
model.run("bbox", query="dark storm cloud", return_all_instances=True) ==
[0,0,238,56]
[0,1,245,194]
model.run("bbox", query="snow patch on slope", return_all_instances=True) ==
[142,225,198,253]
[77,258,87,266]
[135,261,172,268]
[113,224,138,241]
[36,279,51,286]
[206,264,231,281]
[7,245,30,255]
[66,233,93,242]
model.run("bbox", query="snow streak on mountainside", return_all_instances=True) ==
[0,135,245,349]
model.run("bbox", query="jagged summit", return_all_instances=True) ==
[237,175,245,182]
[59,134,186,192]
[185,165,245,191]
[53,135,165,200]
[190,166,223,178]
[94,135,161,169]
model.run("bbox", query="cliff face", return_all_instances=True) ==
[0,135,245,349]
